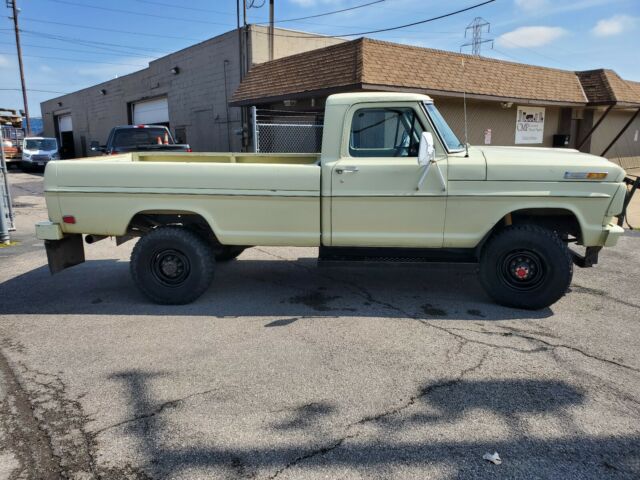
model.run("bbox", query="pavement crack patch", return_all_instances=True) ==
[571,283,640,310]
[0,348,62,479]
[487,328,640,373]
[266,353,488,479]
[92,388,218,437]
[0,341,152,479]
[267,433,358,479]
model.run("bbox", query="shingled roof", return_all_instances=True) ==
[231,38,640,107]
[577,69,640,106]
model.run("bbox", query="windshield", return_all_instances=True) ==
[25,139,57,151]
[112,128,173,147]
[424,103,465,152]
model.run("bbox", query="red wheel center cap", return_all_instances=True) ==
[515,266,529,279]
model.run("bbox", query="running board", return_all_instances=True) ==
[318,246,477,265]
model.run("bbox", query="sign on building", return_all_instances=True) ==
[515,106,545,144]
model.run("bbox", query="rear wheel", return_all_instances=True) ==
[130,226,215,304]
[479,224,573,310]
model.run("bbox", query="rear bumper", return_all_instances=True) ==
[35,221,64,240]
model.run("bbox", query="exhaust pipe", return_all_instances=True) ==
[85,234,107,244]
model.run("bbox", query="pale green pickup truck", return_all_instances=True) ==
[36,92,629,309]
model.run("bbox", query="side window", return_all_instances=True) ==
[349,107,424,157]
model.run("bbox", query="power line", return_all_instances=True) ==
[253,0,496,39]
[133,0,236,15]
[44,0,234,27]
[494,36,575,68]
[257,0,386,24]
[0,87,67,94]
[21,30,166,54]
[20,17,205,42]
[0,51,147,67]
[0,40,158,59]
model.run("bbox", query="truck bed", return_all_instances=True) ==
[44,151,322,246]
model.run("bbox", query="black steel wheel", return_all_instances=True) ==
[130,226,215,304]
[479,224,573,310]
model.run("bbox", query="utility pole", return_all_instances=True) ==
[7,0,31,134]
[268,0,274,61]
[460,17,493,57]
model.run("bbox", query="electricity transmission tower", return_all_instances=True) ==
[460,17,493,56]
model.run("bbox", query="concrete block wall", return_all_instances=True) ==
[42,30,245,156]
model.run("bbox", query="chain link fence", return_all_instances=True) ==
[252,107,323,153]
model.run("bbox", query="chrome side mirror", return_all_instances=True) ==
[418,131,436,166]
[416,131,446,192]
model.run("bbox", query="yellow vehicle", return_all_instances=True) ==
[36,93,628,309]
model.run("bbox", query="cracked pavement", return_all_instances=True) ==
[1,170,639,479]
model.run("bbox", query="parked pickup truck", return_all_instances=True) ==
[36,92,630,309]
[90,125,191,155]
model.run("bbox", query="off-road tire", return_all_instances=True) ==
[213,246,246,262]
[479,224,573,310]
[130,226,215,304]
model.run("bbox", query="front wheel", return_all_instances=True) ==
[479,225,573,310]
[130,226,215,304]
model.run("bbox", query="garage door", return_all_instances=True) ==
[132,97,169,125]
[57,114,73,132]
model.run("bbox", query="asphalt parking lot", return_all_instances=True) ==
[1,170,639,479]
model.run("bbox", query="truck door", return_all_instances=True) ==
[330,103,447,247]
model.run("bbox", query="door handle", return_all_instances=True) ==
[336,166,359,174]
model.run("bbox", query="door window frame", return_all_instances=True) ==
[341,101,446,159]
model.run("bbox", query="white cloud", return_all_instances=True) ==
[496,26,568,48]
[591,14,636,37]
[514,0,549,12]
[0,54,12,68]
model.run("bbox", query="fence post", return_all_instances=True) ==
[251,106,258,153]
[0,126,12,244]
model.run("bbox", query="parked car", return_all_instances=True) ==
[91,125,191,155]
[21,137,60,169]
[36,92,632,309]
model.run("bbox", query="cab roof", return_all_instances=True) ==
[326,92,433,106]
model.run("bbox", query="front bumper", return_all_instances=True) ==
[23,156,54,166]
[603,222,625,247]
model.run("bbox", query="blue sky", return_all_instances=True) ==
[1,0,639,117]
